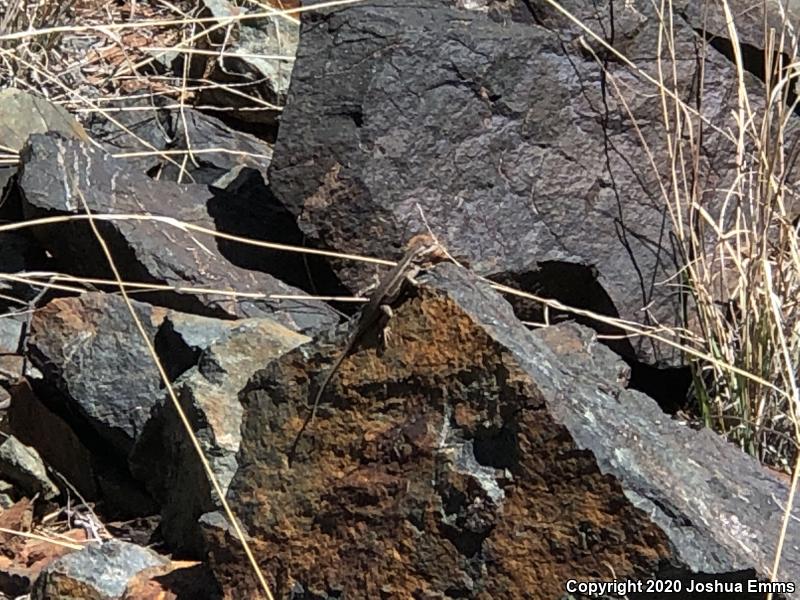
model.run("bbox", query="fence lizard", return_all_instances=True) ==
[289,235,444,462]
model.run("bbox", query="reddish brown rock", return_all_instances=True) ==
[0,530,86,597]
[201,266,670,598]
[200,264,800,598]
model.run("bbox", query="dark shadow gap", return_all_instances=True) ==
[493,261,692,414]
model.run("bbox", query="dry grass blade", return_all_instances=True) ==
[0,213,395,265]
[0,271,367,303]
[0,526,85,550]
[549,0,800,588]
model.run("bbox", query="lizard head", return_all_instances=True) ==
[405,233,451,266]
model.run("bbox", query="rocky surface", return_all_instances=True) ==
[0,88,69,307]
[0,435,59,502]
[0,89,88,197]
[87,101,345,296]
[267,0,784,368]
[0,498,87,596]
[11,292,313,522]
[26,293,168,459]
[201,264,800,598]
[30,540,170,600]
[17,134,338,333]
[89,103,273,184]
[2,0,800,598]
[7,380,99,500]
[130,314,309,553]
[194,0,298,124]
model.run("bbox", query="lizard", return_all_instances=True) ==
[289,235,444,462]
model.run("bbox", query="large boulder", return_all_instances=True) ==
[268,0,784,366]
[201,263,800,598]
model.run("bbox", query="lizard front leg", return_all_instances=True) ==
[380,304,395,348]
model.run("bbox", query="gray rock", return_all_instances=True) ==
[130,315,309,553]
[0,354,25,386]
[0,88,87,194]
[27,293,167,457]
[0,315,23,354]
[30,540,168,600]
[195,0,297,124]
[676,0,800,52]
[18,133,337,333]
[0,479,13,508]
[7,380,98,499]
[267,0,780,366]
[87,101,337,295]
[0,386,10,411]
[90,103,273,183]
[0,435,59,501]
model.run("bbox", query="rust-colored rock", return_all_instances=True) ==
[202,265,677,598]
[0,530,86,597]
[199,264,800,598]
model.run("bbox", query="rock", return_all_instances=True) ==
[194,0,297,124]
[27,293,168,458]
[0,480,13,508]
[676,0,800,52]
[89,103,273,183]
[0,498,35,593]
[201,263,800,598]
[155,311,248,382]
[30,540,169,600]
[0,495,85,598]
[7,381,98,499]
[267,0,774,367]
[21,291,312,521]
[0,355,24,387]
[120,561,220,600]
[0,316,25,395]
[0,315,23,354]
[87,100,341,297]
[0,435,59,501]
[17,133,338,334]
[0,88,88,196]
[130,316,309,554]
[7,376,151,518]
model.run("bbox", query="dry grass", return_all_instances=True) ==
[655,1,800,470]
[581,0,800,587]
[539,0,800,586]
